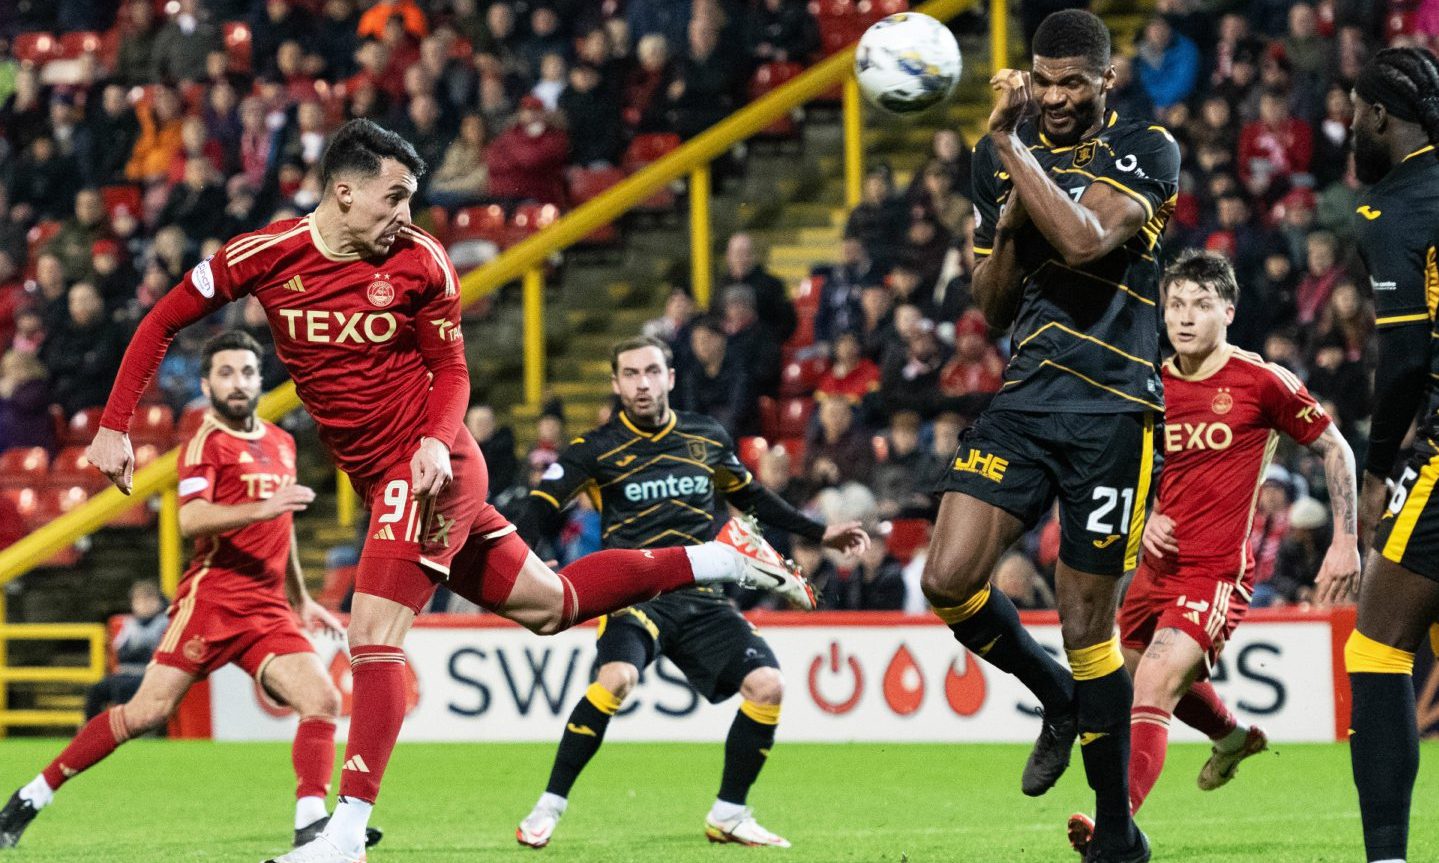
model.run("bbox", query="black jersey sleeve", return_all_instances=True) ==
[1089,124,1180,222]
[1363,227,1434,329]
[707,422,827,542]
[1366,322,1429,476]
[513,436,598,547]
[971,137,1000,258]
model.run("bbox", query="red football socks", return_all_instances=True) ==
[1128,705,1172,814]
[1174,680,1238,740]
[293,716,337,800]
[338,646,408,804]
[42,706,129,790]
[556,547,693,629]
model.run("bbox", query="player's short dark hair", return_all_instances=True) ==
[1032,9,1111,71]
[610,335,673,373]
[1161,249,1239,305]
[319,119,427,190]
[201,330,265,376]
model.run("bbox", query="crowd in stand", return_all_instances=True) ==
[0,0,1404,615]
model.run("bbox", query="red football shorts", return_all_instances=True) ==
[1119,560,1251,677]
[356,429,530,614]
[151,583,313,680]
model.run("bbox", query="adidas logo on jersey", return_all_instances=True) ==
[373,525,396,541]
[283,275,305,292]
[343,756,371,773]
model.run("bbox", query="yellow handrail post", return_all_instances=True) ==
[690,164,712,308]
[159,486,181,596]
[842,75,863,209]
[336,469,356,528]
[523,267,545,406]
[990,0,1008,73]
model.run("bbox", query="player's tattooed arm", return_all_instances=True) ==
[1306,425,1362,605]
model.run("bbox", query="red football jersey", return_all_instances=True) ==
[176,414,297,603]
[1152,347,1329,585]
[102,216,468,494]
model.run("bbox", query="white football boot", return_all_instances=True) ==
[704,807,792,848]
[516,801,564,848]
[264,833,364,863]
[716,515,816,609]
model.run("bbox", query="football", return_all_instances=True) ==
[854,12,963,115]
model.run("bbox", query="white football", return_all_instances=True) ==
[854,12,962,115]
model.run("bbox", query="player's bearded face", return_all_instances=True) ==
[205,349,261,422]
[1031,57,1112,146]
[1350,97,1392,185]
[613,347,674,426]
[1164,280,1232,361]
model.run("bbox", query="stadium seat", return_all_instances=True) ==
[885,518,931,564]
[748,62,806,138]
[567,167,626,244]
[622,134,683,211]
[27,221,62,262]
[133,444,160,471]
[449,205,509,245]
[223,21,253,74]
[51,446,106,491]
[786,307,817,348]
[774,397,816,439]
[100,184,143,219]
[58,30,103,59]
[2,488,39,527]
[779,358,827,397]
[12,32,60,65]
[774,436,807,475]
[857,0,907,25]
[62,408,104,448]
[177,406,208,443]
[737,436,770,473]
[794,274,823,313]
[509,202,561,242]
[131,405,175,448]
[0,447,50,489]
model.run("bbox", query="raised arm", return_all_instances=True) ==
[1306,425,1362,605]
[968,134,1027,330]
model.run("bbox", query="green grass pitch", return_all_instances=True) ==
[1,740,1436,861]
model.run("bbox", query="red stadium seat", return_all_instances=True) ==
[773,436,807,475]
[27,221,62,263]
[51,446,106,491]
[786,307,817,348]
[779,359,827,397]
[449,205,509,245]
[100,185,143,220]
[885,518,931,564]
[0,447,50,488]
[622,133,682,171]
[223,22,253,74]
[131,404,175,447]
[133,444,160,471]
[748,62,806,137]
[2,488,40,527]
[12,32,60,65]
[38,484,90,519]
[567,166,626,203]
[62,408,104,448]
[857,0,907,25]
[426,205,451,245]
[793,274,823,313]
[509,202,561,240]
[774,397,815,439]
[58,30,103,59]
[177,406,208,444]
[737,436,770,473]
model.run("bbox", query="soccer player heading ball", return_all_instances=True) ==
[1346,46,1439,863]
[919,9,1177,863]
[77,120,815,863]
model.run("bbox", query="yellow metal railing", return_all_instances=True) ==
[0,619,107,733]
[0,0,997,592]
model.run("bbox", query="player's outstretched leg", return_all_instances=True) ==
[1185,681,1267,791]
[922,494,1076,796]
[705,669,789,848]
[1345,556,1439,863]
[517,673,629,848]
[0,665,192,848]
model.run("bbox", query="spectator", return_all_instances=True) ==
[1238,88,1313,198]
[1311,84,1353,189]
[674,315,755,434]
[522,7,570,80]
[159,158,228,243]
[357,0,428,41]
[396,94,452,200]
[89,239,139,312]
[0,70,49,158]
[1313,279,1372,362]
[814,236,883,351]
[856,282,896,362]
[939,310,1004,397]
[791,536,841,611]
[41,282,127,417]
[721,285,784,398]
[1186,94,1237,154]
[841,531,907,610]
[151,0,220,83]
[315,0,361,78]
[125,86,186,184]
[0,350,55,453]
[1255,495,1328,608]
[746,0,820,65]
[1135,16,1200,110]
[1317,154,1363,241]
[1280,3,1328,82]
[252,0,316,80]
[559,64,623,167]
[626,0,692,55]
[114,0,161,84]
[85,581,168,719]
[46,189,110,282]
[480,3,526,82]
[845,166,907,268]
[721,232,797,343]
[816,330,880,405]
[994,551,1056,610]
[665,18,739,140]
[1249,463,1296,591]
[32,253,72,333]
[806,396,875,486]
[1205,192,1271,288]
[872,410,939,519]
[467,404,520,502]
[574,27,628,102]
[879,318,947,419]
[1108,54,1155,122]
[1210,12,1261,90]
[1295,231,1344,326]
[1272,186,1317,266]
[642,285,697,351]
[9,136,80,222]
[623,34,674,132]
[909,160,970,237]
[1231,249,1298,352]
[531,53,570,112]
[428,113,490,208]
[895,215,951,295]
[1306,335,1369,443]
[486,95,569,205]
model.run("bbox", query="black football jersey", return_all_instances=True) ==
[971,110,1180,414]
[1356,144,1439,439]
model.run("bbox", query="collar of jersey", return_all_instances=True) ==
[1163,344,1234,383]
[201,412,267,440]
[620,409,676,441]
[308,216,363,262]
[1034,110,1119,152]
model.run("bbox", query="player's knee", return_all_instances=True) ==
[596,662,638,701]
[1131,664,1184,707]
[920,546,985,607]
[526,608,569,636]
[304,681,342,719]
[120,699,170,734]
[741,668,784,705]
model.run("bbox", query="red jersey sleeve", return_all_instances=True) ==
[177,435,218,504]
[99,241,254,433]
[1261,362,1330,446]
[408,228,469,447]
